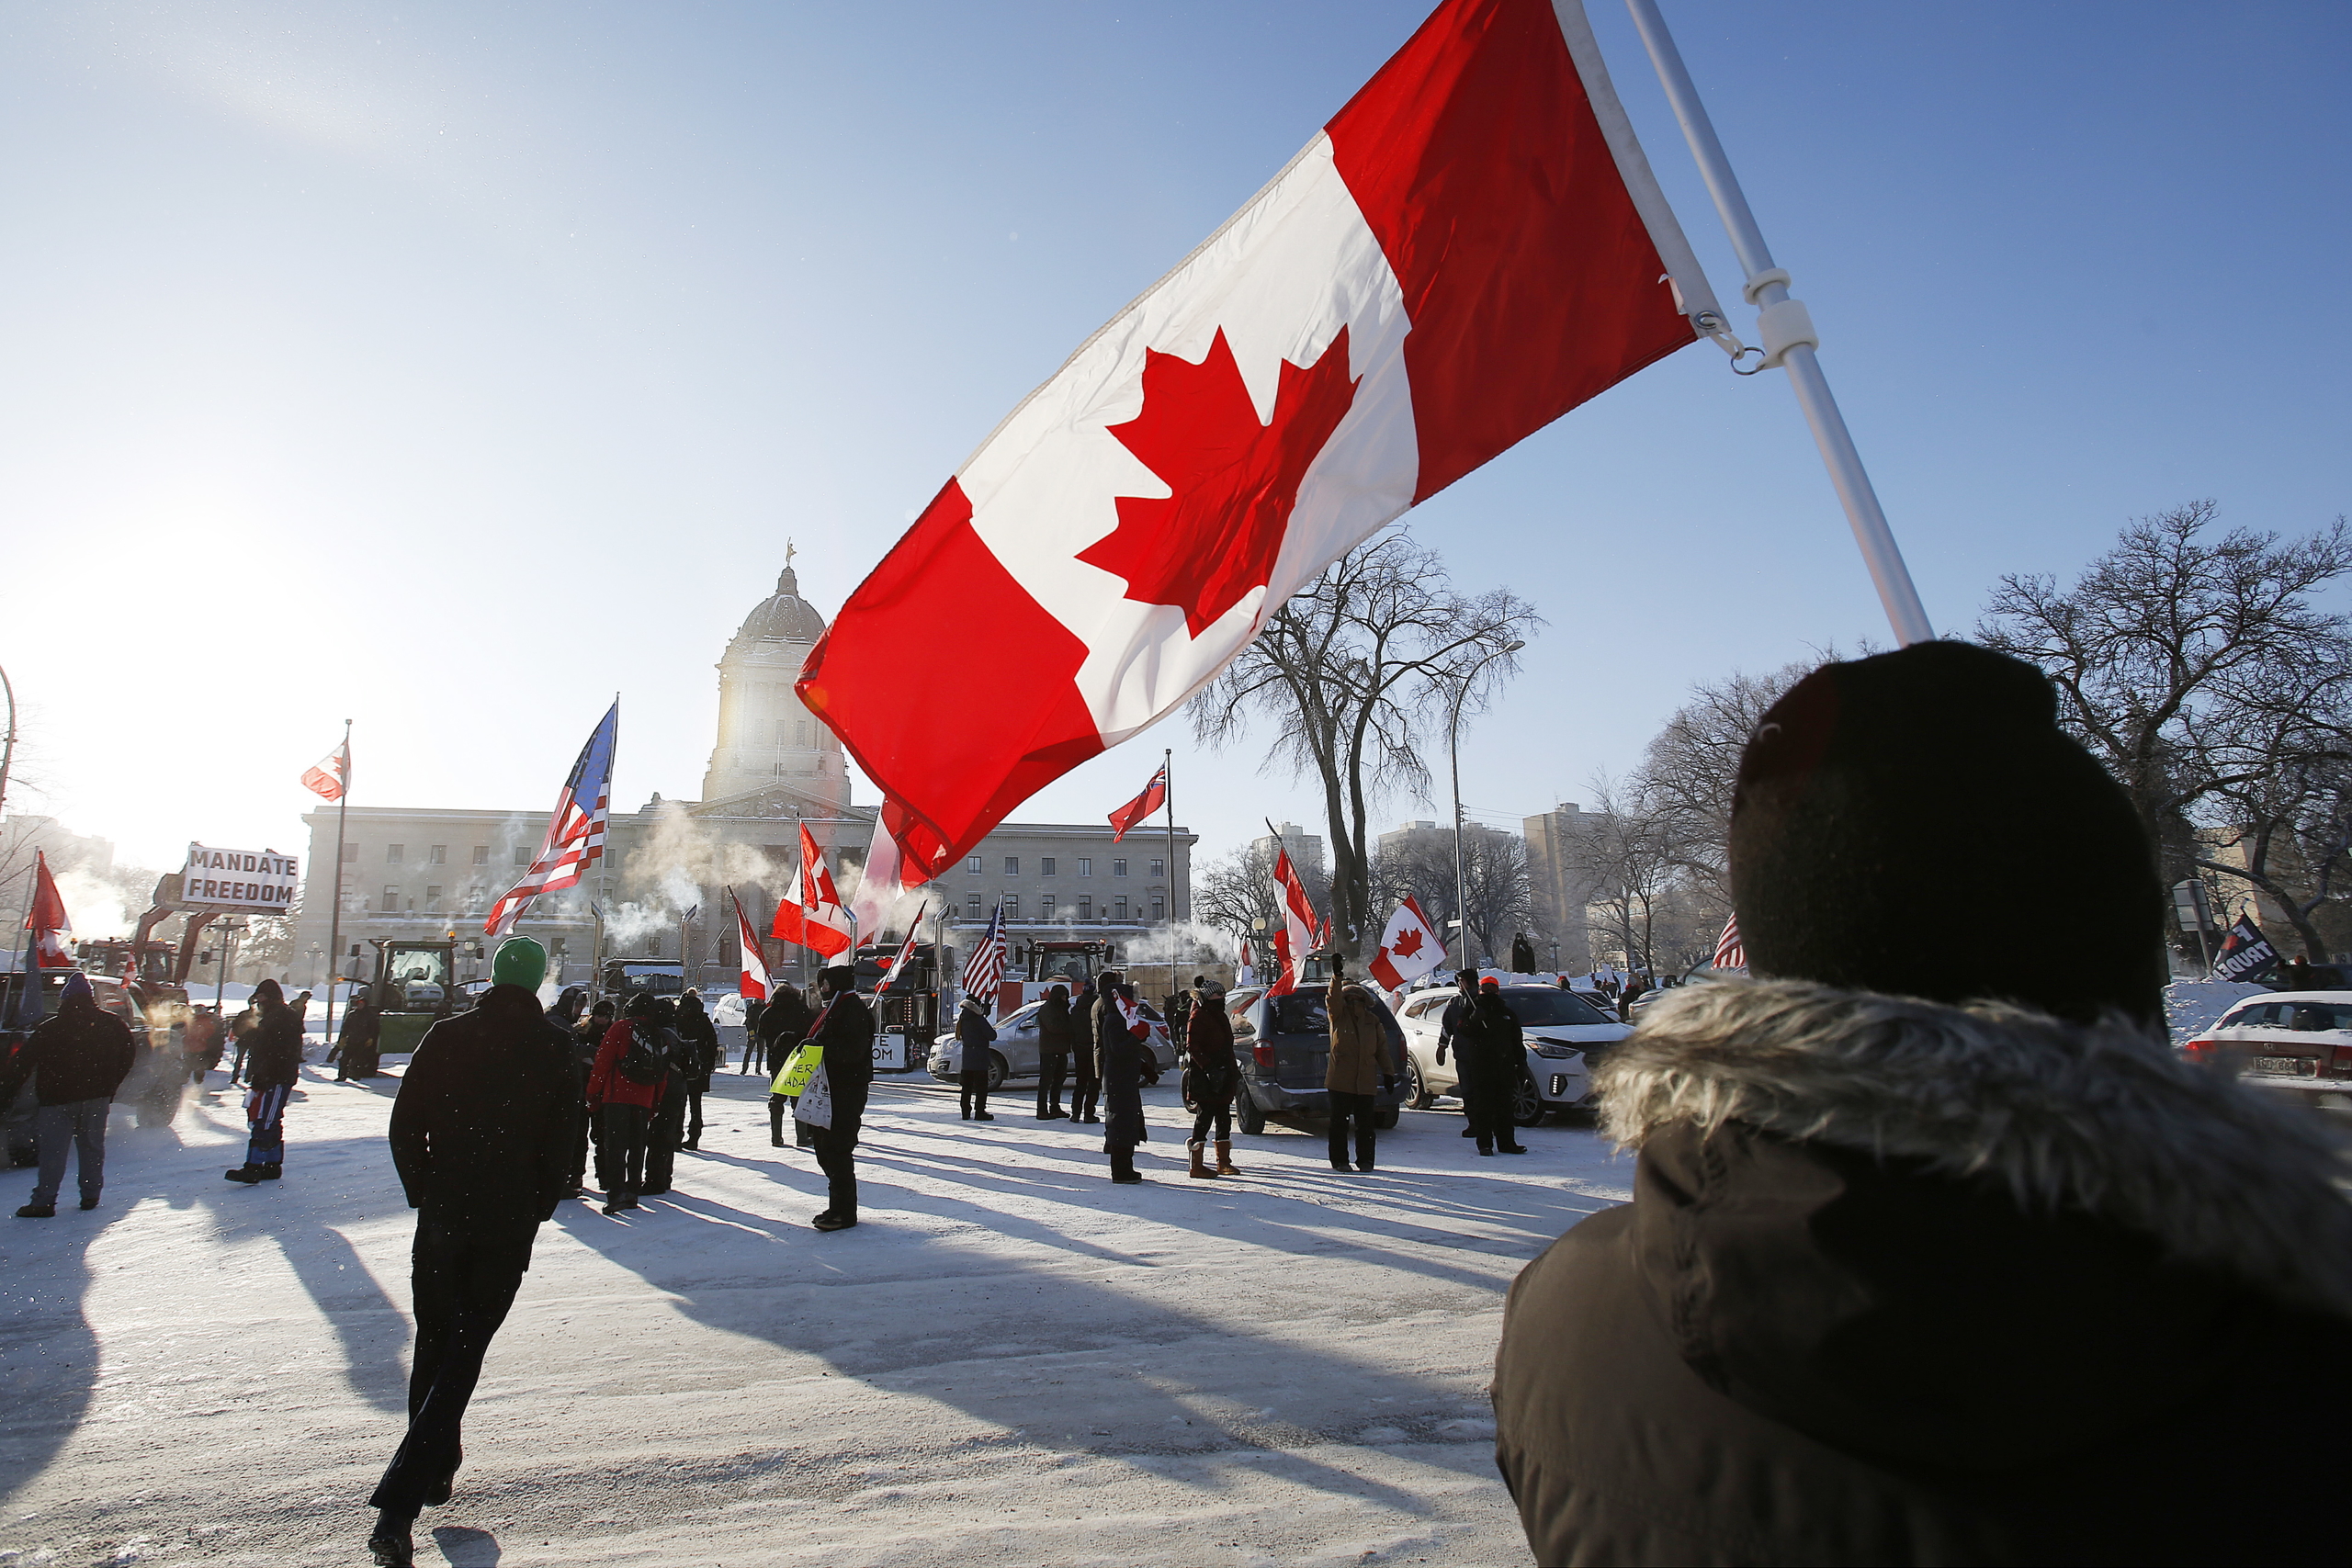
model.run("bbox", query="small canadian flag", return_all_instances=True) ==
[1368,896,1445,991]
[771,824,854,959]
[800,0,1720,884]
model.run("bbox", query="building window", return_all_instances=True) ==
[1149,857,1165,877]
[967,894,983,918]
[472,845,489,865]
[1040,857,1056,877]
[1078,857,1092,877]
[645,933,662,957]
[1078,896,1092,919]
[1113,858,1128,878]
[1042,893,1057,918]
[382,886,401,913]
[1005,896,1020,918]
[514,846,532,866]
[1115,897,1129,920]
[342,843,358,863]
[1151,896,1165,921]
[425,886,444,911]
[464,888,486,915]
[967,856,984,874]
[1004,856,1019,875]
[387,844,404,864]
[797,720,808,746]
[430,845,447,864]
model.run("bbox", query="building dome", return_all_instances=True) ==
[731,566,829,646]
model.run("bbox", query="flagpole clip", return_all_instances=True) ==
[1691,308,1766,375]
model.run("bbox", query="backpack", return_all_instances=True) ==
[616,1021,668,1086]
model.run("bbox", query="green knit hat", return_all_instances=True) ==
[492,937,548,991]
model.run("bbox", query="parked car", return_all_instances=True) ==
[926,997,1176,1090]
[2180,991,2352,1097]
[1214,984,1408,1135]
[1393,983,1632,1126]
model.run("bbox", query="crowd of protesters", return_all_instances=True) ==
[15,641,2352,1565]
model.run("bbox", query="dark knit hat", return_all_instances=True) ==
[1729,641,2164,1027]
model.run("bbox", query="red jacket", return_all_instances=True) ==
[586,1020,662,1111]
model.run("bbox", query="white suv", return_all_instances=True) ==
[1393,983,1631,1126]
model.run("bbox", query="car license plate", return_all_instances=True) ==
[2251,1055,2313,1076]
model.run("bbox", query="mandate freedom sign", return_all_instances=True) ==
[181,844,300,912]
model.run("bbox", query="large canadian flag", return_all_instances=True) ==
[1265,846,1321,998]
[770,825,854,960]
[799,0,1718,881]
[1368,896,1446,991]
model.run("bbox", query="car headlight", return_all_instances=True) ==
[1532,1043,1581,1060]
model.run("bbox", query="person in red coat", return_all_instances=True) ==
[584,992,665,1215]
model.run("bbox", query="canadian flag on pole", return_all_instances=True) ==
[770,825,854,960]
[300,740,350,802]
[1266,846,1319,998]
[731,889,770,1001]
[880,907,928,990]
[1368,895,1445,991]
[798,0,1719,882]
[24,852,72,968]
[847,809,910,933]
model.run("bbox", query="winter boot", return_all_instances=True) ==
[15,1202,53,1218]
[1187,1139,1217,1179]
[223,1165,266,1184]
[1215,1140,1241,1175]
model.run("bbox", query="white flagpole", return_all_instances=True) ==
[1621,0,1935,648]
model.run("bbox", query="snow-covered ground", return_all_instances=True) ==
[0,1053,1628,1565]
[2163,977,2271,1043]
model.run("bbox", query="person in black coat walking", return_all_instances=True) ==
[366,938,577,1568]
[334,994,383,1081]
[1493,640,2352,1566]
[1069,978,1102,1123]
[955,997,997,1121]
[1035,985,1075,1119]
[15,974,136,1218]
[803,966,874,1231]
[1098,981,1159,1182]
[758,982,812,1078]
[226,979,307,1184]
[673,990,720,1149]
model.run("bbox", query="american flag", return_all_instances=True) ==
[1713,913,1747,971]
[958,900,1006,1019]
[485,701,618,939]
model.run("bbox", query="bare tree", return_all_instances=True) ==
[1568,775,1689,976]
[1190,531,1539,960]
[1193,840,1330,954]
[1980,501,2352,889]
[1369,829,1528,964]
[1634,657,1829,908]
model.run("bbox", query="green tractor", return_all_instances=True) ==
[368,937,463,1056]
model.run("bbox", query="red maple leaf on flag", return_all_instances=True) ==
[1389,927,1425,960]
[1080,326,1360,637]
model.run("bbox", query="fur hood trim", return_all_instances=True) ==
[1598,978,2352,1315]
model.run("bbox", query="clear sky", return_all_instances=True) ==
[2,1,2346,899]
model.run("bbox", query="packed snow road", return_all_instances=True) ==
[1,1058,1629,1566]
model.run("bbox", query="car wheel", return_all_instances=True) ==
[987,1051,1009,1092]
[1238,1091,1267,1136]
[1402,1057,1431,1111]
[1510,1068,1544,1128]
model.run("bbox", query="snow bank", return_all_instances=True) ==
[2164,978,2270,1043]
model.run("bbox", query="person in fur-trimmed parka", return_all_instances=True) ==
[1492,641,2352,1566]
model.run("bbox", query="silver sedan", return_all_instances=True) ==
[925,998,1177,1089]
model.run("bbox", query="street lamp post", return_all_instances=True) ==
[1447,640,1525,972]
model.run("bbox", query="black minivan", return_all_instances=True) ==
[1204,985,1408,1135]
